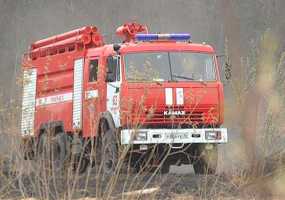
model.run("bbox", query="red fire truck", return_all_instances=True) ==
[21,22,227,175]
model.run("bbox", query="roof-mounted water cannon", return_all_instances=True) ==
[113,44,121,54]
[116,22,148,43]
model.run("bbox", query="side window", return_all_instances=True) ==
[106,56,120,82]
[89,59,98,82]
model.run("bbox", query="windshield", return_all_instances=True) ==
[124,52,216,82]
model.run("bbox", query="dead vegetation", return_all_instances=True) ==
[0,121,284,199]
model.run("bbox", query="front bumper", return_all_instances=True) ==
[121,128,228,144]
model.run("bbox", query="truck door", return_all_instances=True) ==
[106,55,121,127]
[83,57,101,137]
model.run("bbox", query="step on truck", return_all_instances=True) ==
[21,22,228,175]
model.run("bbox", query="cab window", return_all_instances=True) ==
[89,59,98,82]
[106,56,120,82]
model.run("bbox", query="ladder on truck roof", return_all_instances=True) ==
[24,26,104,60]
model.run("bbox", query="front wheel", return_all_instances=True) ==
[101,129,118,178]
[192,144,218,175]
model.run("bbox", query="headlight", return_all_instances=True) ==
[205,131,221,140]
[134,131,148,141]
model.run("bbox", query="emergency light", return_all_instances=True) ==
[135,33,191,41]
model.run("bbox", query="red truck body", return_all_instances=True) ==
[21,23,227,174]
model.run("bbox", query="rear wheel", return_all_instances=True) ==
[37,132,68,173]
[192,144,218,175]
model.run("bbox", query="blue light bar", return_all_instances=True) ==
[135,33,191,41]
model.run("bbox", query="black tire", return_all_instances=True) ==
[192,144,218,175]
[132,157,144,173]
[37,132,68,172]
[101,129,118,178]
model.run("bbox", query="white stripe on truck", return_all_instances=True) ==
[176,88,184,105]
[36,92,73,106]
[73,58,84,129]
[165,88,173,105]
[21,68,37,136]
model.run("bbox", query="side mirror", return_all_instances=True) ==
[113,44,121,54]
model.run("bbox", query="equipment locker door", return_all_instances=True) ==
[83,57,101,137]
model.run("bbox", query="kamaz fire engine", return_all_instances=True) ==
[21,23,227,175]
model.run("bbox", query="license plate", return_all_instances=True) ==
[165,132,189,140]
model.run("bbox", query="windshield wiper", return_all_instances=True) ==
[172,74,194,81]
[128,78,163,86]
[127,78,149,82]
